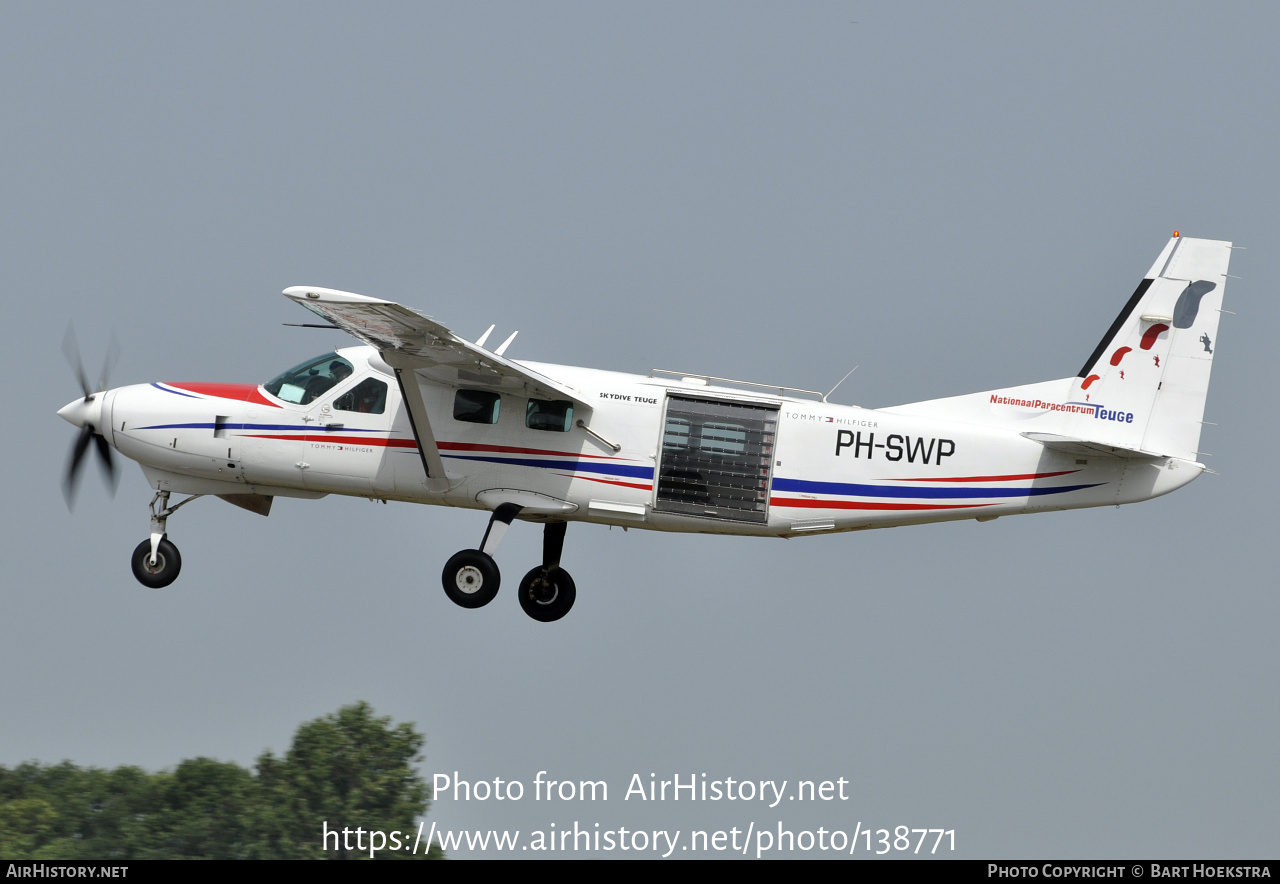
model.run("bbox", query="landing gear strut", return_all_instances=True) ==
[439,503,520,608]
[129,491,199,589]
[517,521,575,622]
[440,507,577,621]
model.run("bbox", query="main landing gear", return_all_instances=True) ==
[440,505,577,622]
[441,549,500,608]
[129,491,200,589]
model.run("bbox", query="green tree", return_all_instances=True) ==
[0,703,441,859]
[0,797,58,857]
[0,762,159,859]
[256,701,438,859]
[147,758,261,859]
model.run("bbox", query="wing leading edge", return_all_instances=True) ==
[283,286,591,492]
[282,286,588,407]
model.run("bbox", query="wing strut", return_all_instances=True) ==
[386,353,450,492]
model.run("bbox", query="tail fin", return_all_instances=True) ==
[1072,235,1231,459]
[883,235,1232,460]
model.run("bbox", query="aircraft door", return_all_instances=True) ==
[654,396,777,523]
[302,376,394,494]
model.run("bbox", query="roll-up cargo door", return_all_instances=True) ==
[655,396,777,523]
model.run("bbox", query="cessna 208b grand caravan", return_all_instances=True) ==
[59,234,1231,621]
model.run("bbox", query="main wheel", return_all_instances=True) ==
[131,538,182,589]
[441,549,500,608]
[517,566,576,622]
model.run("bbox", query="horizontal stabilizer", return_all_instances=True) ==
[1020,432,1163,460]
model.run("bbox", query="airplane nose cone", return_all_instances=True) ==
[58,395,103,430]
[58,398,86,428]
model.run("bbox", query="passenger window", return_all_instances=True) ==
[526,399,573,432]
[333,378,387,415]
[454,389,501,424]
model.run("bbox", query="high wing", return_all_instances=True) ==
[282,286,588,405]
[283,286,592,491]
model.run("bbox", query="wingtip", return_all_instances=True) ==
[282,286,389,305]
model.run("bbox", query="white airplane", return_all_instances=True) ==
[58,234,1232,621]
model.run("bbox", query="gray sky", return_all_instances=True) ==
[4,2,1278,858]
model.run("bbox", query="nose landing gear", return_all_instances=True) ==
[129,491,201,589]
[440,509,576,621]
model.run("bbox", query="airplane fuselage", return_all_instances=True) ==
[94,345,1202,539]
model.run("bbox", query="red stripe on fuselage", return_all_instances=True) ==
[242,433,417,447]
[891,470,1080,483]
[165,383,283,408]
[436,441,625,460]
[557,474,653,491]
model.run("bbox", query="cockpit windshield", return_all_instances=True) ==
[263,352,355,405]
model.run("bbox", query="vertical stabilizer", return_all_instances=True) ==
[881,235,1232,461]
[1073,235,1231,459]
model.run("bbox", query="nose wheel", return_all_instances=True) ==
[131,538,182,588]
[129,491,200,589]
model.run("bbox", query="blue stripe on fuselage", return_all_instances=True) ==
[442,453,655,480]
[136,422,385,433]
[151,383,202,398]
[770,477,1104,499]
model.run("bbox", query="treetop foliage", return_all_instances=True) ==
[0,702,441,859]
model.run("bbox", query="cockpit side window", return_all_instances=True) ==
[264,352,355,405]
[334,378,388,414]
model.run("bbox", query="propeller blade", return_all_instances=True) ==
[62,323,91,400]
[61,324,118,508]
[97,334,119,394]
[63,425,93,508]
[93,431,118,494]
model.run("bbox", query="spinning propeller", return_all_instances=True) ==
[58,325,119,508]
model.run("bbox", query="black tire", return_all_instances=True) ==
[131,538,182,589]
[442,549,500,608]
[517,566,576,622]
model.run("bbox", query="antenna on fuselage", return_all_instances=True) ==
[824,365,858,403]
[495,330,519,356]
[475,324,496,348]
